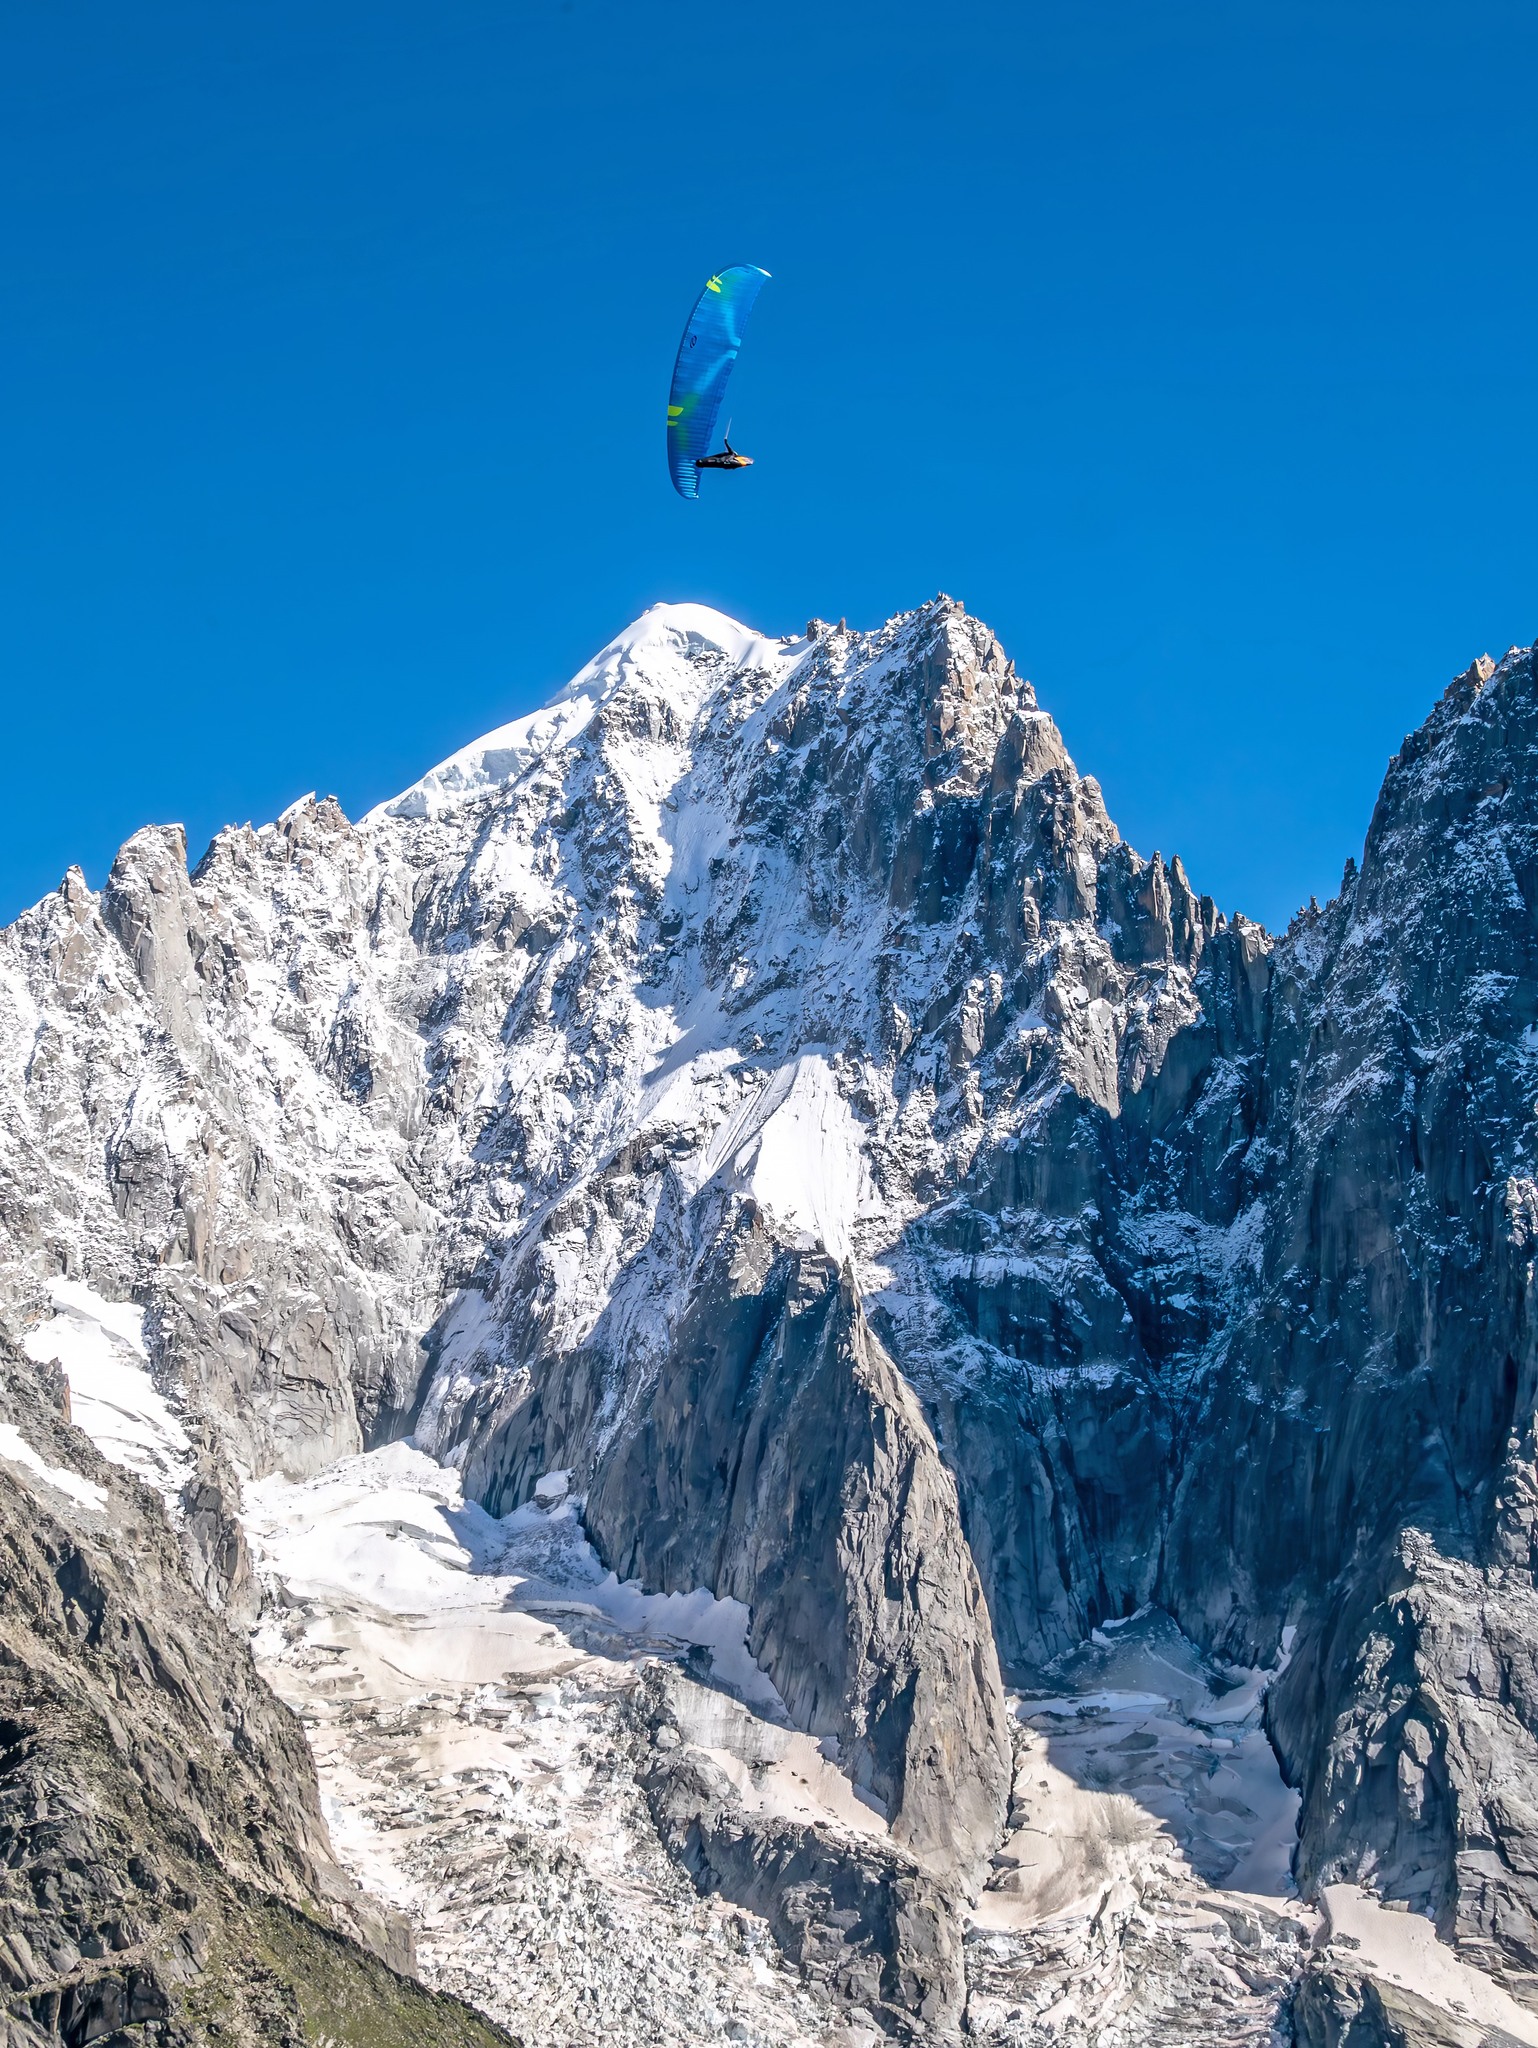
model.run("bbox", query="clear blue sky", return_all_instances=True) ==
[3,1,1534,931]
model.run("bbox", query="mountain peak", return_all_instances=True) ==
[377,601,805,824]
[586,599,794,670]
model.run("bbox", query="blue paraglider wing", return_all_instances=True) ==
[667,265,770,499]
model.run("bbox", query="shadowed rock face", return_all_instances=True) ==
[4,600,1538,2021]
[1161,646,1538,1972]
[589,1236,1012,1885]
[1290,1958,1517,2047]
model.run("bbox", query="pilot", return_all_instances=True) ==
[695,436,753,473]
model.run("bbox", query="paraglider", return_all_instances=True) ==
[667,265,770,498]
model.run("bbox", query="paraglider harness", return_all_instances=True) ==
[695,437,753,472]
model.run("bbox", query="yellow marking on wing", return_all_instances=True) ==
[705,275,722,293]
[667,405,684,421]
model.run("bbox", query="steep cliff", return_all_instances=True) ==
[1167,645,1538,1982]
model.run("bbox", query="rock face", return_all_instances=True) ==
[576,1241,1009,1885]
[4,599,1538,2035]
[1290,1961,1521,2048]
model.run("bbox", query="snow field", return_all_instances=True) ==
[379,605,804,825]
[17,1277,191,1507]
[1321,1885,1538,2045]
[0,1421,106,1512]
[244,1440,786,1708]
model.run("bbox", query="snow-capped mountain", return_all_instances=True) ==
[4,597,1538,2046]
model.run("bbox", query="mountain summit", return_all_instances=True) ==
[4,600,1538,2045]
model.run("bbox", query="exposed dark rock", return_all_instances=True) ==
[1165,644,1538,1969]
[585,1233,1012,1886]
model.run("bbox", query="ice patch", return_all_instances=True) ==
[22,1279,192,1505]
[0,1422,106,1511]
[981,1609,1303,1930]
[576,1574,780,1715]
[532,1468,570,1509]
[726,1052,878,1263]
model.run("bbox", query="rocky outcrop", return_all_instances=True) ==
[642,1745,965,2039]
[591,1234,1010,1884]
[1267,1538,1538,1986]
[436,1211,1011,1885]
[1160,645,1538,1978]
[1289,1960,1527,2047]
